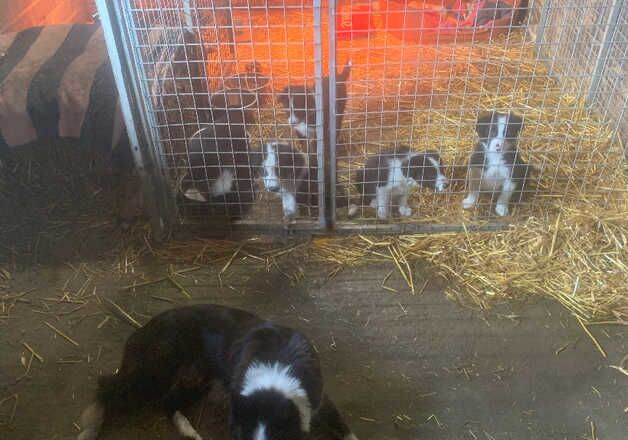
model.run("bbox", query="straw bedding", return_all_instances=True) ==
[167,10,627,323]
[2,10,625,325]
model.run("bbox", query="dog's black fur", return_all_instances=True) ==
[77,304,355,440]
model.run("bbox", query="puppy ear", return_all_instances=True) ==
[278,87,290,106]
[506,112,524,138]
[475,112,493,139]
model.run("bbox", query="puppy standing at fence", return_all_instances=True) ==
[77,304,357,440]
[462,111,532,217]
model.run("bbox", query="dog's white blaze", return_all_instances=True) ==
[294,122,314,138]
[426,156,449,192]
[281,191,297,217]
[345,434,359,440]
[487,115,508,152]
[172,411,203,440]
[262,143,280,191]
[241,362,312,433]
[253,423,267,440]
[211,170,234,196]
[287,96,315,138]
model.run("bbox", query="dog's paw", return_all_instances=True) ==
[495,203,509,217]
[462,196,477,209]
[376,207,389,220]
[398,206,412,217]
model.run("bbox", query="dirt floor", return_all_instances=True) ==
[1,256,626,440]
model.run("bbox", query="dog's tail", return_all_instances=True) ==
[77,372,143,440]
[338,60,352,83]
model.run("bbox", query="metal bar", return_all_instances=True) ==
[535,0,553,47]
[193,221,514,237]
[587,0,623,106]
[328,0,337,225]
[95,0,175,238]
[313,0,327,230]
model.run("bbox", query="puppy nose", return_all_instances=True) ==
[267,185,280,192]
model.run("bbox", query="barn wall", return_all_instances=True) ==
[529,0,627,147]
[0,0,95,33]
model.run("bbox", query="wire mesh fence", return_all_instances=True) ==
[98,0,626,233]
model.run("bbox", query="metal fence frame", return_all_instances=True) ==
[96,0,626,236]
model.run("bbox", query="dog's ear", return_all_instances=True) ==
[475,112,494,140]
[278,87,290,107]
[506,112,524,139]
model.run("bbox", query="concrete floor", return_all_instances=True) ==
[0,256,626,440]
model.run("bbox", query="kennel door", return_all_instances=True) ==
[97,0,329,230]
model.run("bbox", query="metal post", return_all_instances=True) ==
[328,0,338,226]
[535,0,553,47]
[587,0,623,107]
[95,0,176,239]
[313,0,327,229]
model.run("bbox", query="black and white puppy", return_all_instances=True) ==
[259,141,311,220]
[178,117,259,218]
[77,304,357,440]
[259,141,352,221]
[462,111,531,217]
[279,61,352,143]
[180,90,257,208]
[352,147,449,219]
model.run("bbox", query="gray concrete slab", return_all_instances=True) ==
[0,260,626,439]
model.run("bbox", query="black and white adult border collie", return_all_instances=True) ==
[77,304,357,440]
[352,147,449,219]
[462,111,532,217]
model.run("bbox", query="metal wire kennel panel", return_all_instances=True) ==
[97,0,626,234]
[333,0,626,232]
[97,0,332,231]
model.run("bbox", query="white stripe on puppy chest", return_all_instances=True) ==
[211,169,234,196]
[253,422,267,440]
[497,115,507,138]
[241,362,312,433]
[262,143,280,190]
[426,156,449,191]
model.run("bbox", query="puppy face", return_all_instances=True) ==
[407,153,449,192]
[230,390,305,440]
[476,111,523,153]
[279,86,317,135]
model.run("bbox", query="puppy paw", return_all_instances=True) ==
[495,203,509,217]
[376,207,389,220]
[462,197,476,209]
[398,206,412,217]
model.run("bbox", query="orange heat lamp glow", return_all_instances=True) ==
[1,0,95,33]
